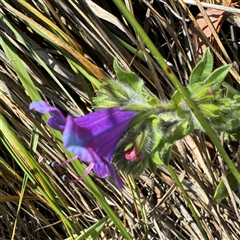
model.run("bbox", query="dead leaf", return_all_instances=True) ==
[189,8,225,58]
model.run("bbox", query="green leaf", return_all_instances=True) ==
[148,158,157,173]
[161,142,172,165]
[171,89,183,107]
[146,96,159,106]
[135,131,147,154]
[151,150,164,165]
[0,35,41,101]
[150,116,164,165]
[222,82,240,98]
[99,80,131,100]
[76,216,108,240]
[189,48,213,85]
[150,116,164,152]
[204,64,232,91]
[93,96,119,108]
[224,130,240,141]
[234,95,240,103]
[226,119,240,132]
[213,172,239,204]
[166,119,194,143]
[113,58,144,93]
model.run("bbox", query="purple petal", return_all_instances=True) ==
[62,107,136,190]
[29,101,52,114]
[93,161,123,190]
[107,164,123,190]
[63,116,99,163]
[63,108,137,162]
[47,116,66,131]
[72,107,138,159]
[93,162,110,178]
[30,101,66,131]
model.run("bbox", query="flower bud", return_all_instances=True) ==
[113,128,151,176]
[124,144,144,161]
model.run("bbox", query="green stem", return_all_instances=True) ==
[113,0,240,184]
[126,102,176,129]
[154,102,176,113]
[166,165,208,240]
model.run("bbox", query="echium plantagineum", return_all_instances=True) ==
[30,49,240,189]
[30,101,138,190]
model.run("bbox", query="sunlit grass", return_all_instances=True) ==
[1,0,240,239]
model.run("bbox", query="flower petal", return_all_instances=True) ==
[73,107,138,158]
[107,164,123,190]
[93,161,123,189]
[93,162,110,178]
[125,144,144,161]
[30,101,66,131]
[47,116,66,131]
[63,116,98,163]
[29,101,52,114]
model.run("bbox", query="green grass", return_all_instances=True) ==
[1,0,240,239]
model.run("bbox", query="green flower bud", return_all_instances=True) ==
[199,104,221,118]
[113,127,152,176]
[190,83,215,103]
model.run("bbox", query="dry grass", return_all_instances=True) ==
[1,0,240,239]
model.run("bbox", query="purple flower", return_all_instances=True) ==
[29,101,138,189]
[29,101,66,131]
